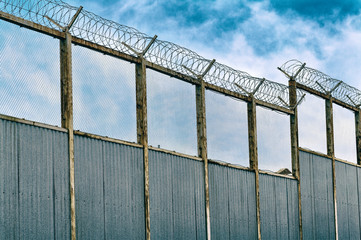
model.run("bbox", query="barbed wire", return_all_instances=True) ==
[280,59,361,108]
[0,0,305,109]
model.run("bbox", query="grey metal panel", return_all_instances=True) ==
[19,122,70,239]
[103,141,145,240]
[0,119,70,239]
[227,167,257,239]
[52,127,71,240]
[75,135,145,240]
[259,174,299,240]
[299,150,335,239]
[0,119,19,239]
[74,135,105,240]
[336,161,360,240]
[149,150,206,240]
[209,163,257,240]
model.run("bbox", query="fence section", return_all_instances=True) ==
[74,135,145,240]
[335,161,361,239]
[259,174,299,240]
[149,150,206,240]
[299,150,336,239]
[0,118,70,239]
[208,163,257,239]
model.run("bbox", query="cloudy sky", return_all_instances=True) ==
[1,0,360,171]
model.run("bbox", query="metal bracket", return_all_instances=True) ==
[183,59,216,80]
[122,35,158,58]
[346,95,361,108]
[293,63,306,79]
[278,96,289,108]
[316,80,342,96]
[315,81,328,94]
[292,94,306,110]
[46,6,83,32]
[278,93,306,110]
[277,62,306,80]
[329,81,342,94]
[234,78,265,98]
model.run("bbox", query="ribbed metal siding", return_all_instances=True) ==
[336,161,360,240]
[259,174,299,240]
[149,150,206,240]
[209,163,257,240]
[299,150,335,239]
[0,119,70,239]
[74,135,145,240]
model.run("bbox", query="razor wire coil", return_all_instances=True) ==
[1,0,308,109]
[280,59,361,108]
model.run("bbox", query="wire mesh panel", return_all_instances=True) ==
[72,45,136,142]
[298,94,327,154]
[206,89,248,166]
[257,106,291,171]
[147,69,197,156]
[0,20,60,126]
[334,104,356,162]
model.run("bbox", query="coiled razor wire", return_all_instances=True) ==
[280,60,361,108]
[0,0,307,109]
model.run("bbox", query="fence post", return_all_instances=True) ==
[136,58,151,240]
[289,79,303,239]
[326,97,338,240]
[195,79,211,239]
[247,98,261,239]
[60,31,76,240]
[355,110,361,165]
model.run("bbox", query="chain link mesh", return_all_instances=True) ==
[0,0,305,109]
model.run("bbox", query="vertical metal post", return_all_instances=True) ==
[136,58,150,240]
[355,110,361,165]
[196,80,211,240]
[289,79,302,239]
[247,98,261,239]
[326,97,338,240]
[60,32,76,240]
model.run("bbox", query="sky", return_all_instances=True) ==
[1,0,361,171]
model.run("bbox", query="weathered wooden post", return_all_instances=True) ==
[289,79,303,240]
[355,110,361,165]
[184,59,215,240]
[247,97,261,239]
[122,35,157,240]
[55,6,83,240]
[278,63,305,240]
[325,96,339,240]
[235,78,265,240]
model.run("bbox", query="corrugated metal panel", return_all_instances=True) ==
[149,150,206,240]
[209,163,257,240]
[0,119,19,239]
[75,135,105,240]
[299,150,335,239]
[75,135,145,240]
[228,167,257,239]
[336,161,360,240]
[259,174,299,240]
[0,119,70,239]
[103,141,145,240]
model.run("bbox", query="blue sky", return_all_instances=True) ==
[1,0,360,170]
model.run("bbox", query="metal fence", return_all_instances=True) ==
[1,0,361,239]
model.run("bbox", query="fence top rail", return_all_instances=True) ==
[280,59,361,110]
[0,0,305,111]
